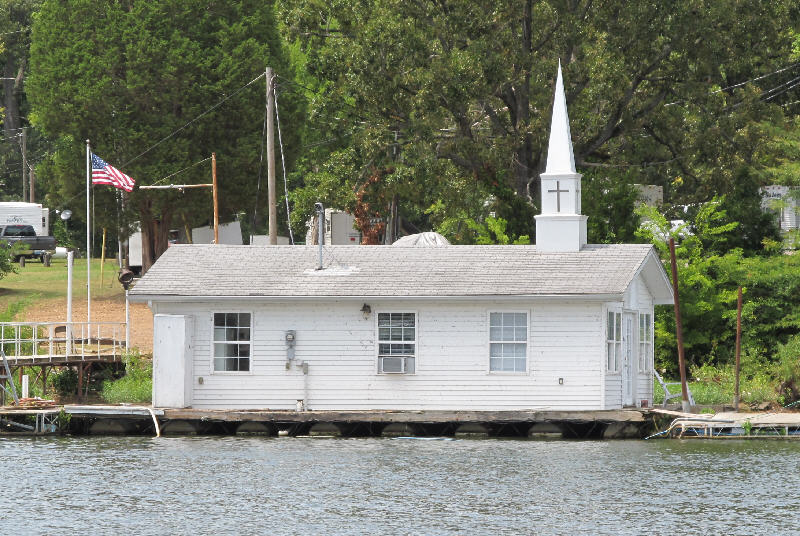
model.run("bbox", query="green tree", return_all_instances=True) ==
[0,0,42,201]
[27,0,303,268]
[279,0,798,243]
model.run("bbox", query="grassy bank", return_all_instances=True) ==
[101,353,152,404]
[654,335,800,408]
[0,257,124,311]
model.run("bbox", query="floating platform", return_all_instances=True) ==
[0,406,650,439]
[650,409,800,439]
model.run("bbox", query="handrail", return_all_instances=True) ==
[0,321,128,363]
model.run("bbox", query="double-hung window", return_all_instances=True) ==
[639,313,652,372]
[607,310,622,373]
[213,313,251,372]
[489,312,527,372]
[378,312,415,374]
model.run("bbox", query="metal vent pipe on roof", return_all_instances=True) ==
[315,202,324,270]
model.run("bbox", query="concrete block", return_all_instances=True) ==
[308,422,342,437]
[89,419,137,435]
[235,422,274,436]
[161,419,201,436]
[454,423,489,438]
[381,423,419,437]
[602,422,643,439]
[527,422,563,438]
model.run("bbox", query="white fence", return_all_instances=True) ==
[0,322,128,364]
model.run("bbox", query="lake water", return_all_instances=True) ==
[2,436,800,535]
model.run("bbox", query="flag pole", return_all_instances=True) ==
[86,139,91,324]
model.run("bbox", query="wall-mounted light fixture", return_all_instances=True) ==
[361,303,372,319]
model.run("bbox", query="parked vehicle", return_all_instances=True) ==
[0,224,57,262]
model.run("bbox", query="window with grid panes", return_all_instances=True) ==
[607,311,622,373]
[213,313,251,372]
[639,313,652,371]
[377,313,415,373]
[489,312,527,372]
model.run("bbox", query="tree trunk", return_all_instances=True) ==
[2,56,20,138]
[139,200,171,274]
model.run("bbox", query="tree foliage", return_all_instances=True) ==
[638,200,800,376]
[27,0,303,268]
[278,0,799,242]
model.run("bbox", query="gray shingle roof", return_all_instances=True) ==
[129,243,664,299]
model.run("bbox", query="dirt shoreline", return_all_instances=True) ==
[20,296,153,352]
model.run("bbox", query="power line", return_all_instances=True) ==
[274,85,294,244]
[149,156,212,187]
[122,71,267,167]
[764,78,800,102]
[251,71,269,239]
[0,28,29,37]
[665,62,800,107]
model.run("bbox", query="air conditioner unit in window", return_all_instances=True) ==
[380,356,406,373]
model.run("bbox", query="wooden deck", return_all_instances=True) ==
[1,406,650,438]
[159,408,646,424]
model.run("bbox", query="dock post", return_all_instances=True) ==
[734,286,742,412]
[77,363,84,401]
[669,238,691,412]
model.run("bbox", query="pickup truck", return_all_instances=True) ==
[0,224,57,262]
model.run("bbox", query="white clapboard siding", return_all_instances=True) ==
[153,299,610,410]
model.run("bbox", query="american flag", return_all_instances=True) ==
[91,153,135,192]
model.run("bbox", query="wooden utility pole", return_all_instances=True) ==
[734,286,743,411]
[29,167,35,203]
[266,66,277,245]
[212,152,219,244]
[21,127,27,202]
[669,238,691,412]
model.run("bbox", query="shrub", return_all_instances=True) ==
[52,368,79,397]
[101,352,152,404]
[773,334,800,404]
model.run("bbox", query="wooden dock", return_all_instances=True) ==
[649,408,800,439]
[0,406,651,439]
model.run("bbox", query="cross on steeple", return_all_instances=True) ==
[547,181,569,212]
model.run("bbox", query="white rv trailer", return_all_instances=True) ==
[0,202,49,236]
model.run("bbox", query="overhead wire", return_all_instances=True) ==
[665,62,800,107]
[274,81,295,245]
[763,78,800,102]
[149,156,212,187]
[251,70,269,241]
[122,71,266,168]
[0,28,28,37]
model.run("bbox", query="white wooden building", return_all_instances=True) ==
[130,65,673,411]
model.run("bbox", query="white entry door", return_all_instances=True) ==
[622,313,636,406]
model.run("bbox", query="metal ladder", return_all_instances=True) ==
[0,349,19,406]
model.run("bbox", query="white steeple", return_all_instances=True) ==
[545,60,576,175]
[534,61,588,252]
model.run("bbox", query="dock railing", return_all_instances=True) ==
[0,322,128,365]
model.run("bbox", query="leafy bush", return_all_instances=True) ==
[52,368,79,397]
[101,353,152,404]
[773,334,800,404]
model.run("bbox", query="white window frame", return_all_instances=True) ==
[487,310,529,374]
[210,311,253,375]
[638,312,653,373]
[606,308,622,374]
[376,311,417,375]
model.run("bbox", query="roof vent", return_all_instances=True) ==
[314,202,324,270]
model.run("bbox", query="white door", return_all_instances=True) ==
[622,313,635,406]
